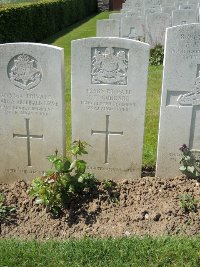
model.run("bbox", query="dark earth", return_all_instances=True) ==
[1,173,200,240]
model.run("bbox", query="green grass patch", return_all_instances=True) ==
[44,11,162,168]
[143,65,162,167]
[1,236,200,266]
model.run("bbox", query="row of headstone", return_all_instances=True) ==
[1,24,200,183]
[123,0,199,10]
[96,0,200,47]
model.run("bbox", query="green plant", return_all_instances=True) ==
[149,45,164,66]
[102,180,116,191]
[178,193,198,212]
[29,140,96,216]
[102,180,119,205]
[179,144,200,178]
[0,192,16,221]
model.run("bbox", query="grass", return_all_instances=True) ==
[143,65,162,166]
[1,236,200,266]
[44,11,163,168]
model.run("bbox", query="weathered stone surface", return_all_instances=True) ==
[0,43,65,183]
[145,13,170,47]
[156,24,200,177]
[172,9,197,26]
[109,12,122,21]
[179,4,197,10]
[161,6,175,18]
[72,38,149,180]
[145,6,162,15]
[174,0,188,6]
[162,0,175,6]
[96,19,120,37]
[121,15,145,41]
[144,0,161,9]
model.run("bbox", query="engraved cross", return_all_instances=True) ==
[91,115,123,164]
[128,27,137,40]
[177,65,200,152]
[13,118,43,166]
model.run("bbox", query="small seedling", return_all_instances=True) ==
[0,192,16,221]
[28,140,96,217]
[179,144,200,178]
[102,180,116,191]
[102,180,119,205]
[178,193,198,212]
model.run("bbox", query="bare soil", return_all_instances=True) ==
[1,175,200,240]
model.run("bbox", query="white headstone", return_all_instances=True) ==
[162,0,175,6]
[161,5,175,17]
[96,19,120,37]
[109,13,122,21]
[121,15,145,41]
[146,13,171,47]
[156,23,200,177]
[144,0,161,9]
[126,8,145,16]
[125,0,144,9]
[145,6,162,15]
[121,3,131,12]
[179,4,197,10]
[0,43,65,183]
[175,0,188,7]
[188,0,199,4]
[172,9,197,25]
[72,38,150,180]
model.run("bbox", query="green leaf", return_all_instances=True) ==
[54,159,63,172]
[76,160,86,174]
[35,198,44,205]
[179,166,186,171]
[78,175,84,183]
[63,160,71,172]
[187,166,195,173]
[47,155,58,163]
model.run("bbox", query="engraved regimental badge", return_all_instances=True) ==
[91,47,129,85]
[7,54,42,90]
[177,71,200,106]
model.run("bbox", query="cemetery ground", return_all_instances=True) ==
[1,12,200,266]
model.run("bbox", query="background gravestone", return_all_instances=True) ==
[179,4,197,10]
[96,19,120,37]
[156,24,200,177]
[121,15,145,41]
[161,6,175,18]
[72,37,150,180]
[162,0,175,6]
[172,9,197,26]
[109,13,122,21]
[144,0,161,9]
[145,13,170,47]
[175,0,188,6]
[188,0,199,4]
[0,43,65,183]
[145,7,162,15]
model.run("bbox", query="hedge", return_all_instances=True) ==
[0,0,97,43]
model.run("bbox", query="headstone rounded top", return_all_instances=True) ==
[0,42,63,51]
[167,22,200,32]
[72,37,150,50]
